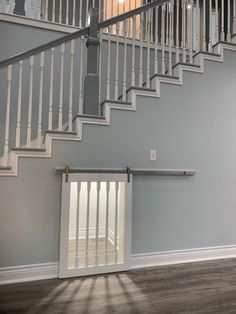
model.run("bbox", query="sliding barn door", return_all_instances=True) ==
[59,173,132,278]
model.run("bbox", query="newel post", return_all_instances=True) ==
[14,0,26,16]
[84,2,100,115]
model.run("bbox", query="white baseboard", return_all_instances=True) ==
[69,227,115,243]
[1,245,236,285]
[0,262,58,285]
[69,227,106,240]
[131,245,236,269]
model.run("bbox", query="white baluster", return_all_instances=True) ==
[114,181,119,264]
[75,182,81,268]
[72,0,76,27]
[104,0,107,21]
[209,0,212,51]
[79,0,82,28]
[176,0,180,63]
[131,15,136,86]
[5,0,9,14]
[234,0,236,33]
[168,1,173,74]
[154,7,159,74]
[98,30,102,104]
[15,61,23,148]
[196,0,200,52]
[189,0,193,62]
[144,1,148,40]
[58,43,65,131]
[139,12,144,86]
[215,0,219,43]
[27,56,34,147]
[146,10,151,87]
[150,7,154,42]
[128,0,131,36]
[227,0,231,42]
[105,182,110,265]
[202,0,206,50]
[122,0,125,36]
[114,22,120,100]
[95,182,101,266]
[3,65,12,166]
[38,0,41,19]
[66,0,69,25]
[112,0,114,18]
[79,37,84,114]
[166,3,169,45]
[68,40,74,132]
[59,0,62,24]
[31,0,34,19]
[37,52,44,147]
[106,26,111,100]
[45,0,48,21]
[182,0,186,62]
[85,182,91,267]
[85,0,89,26]
[161,4,166,75]
[122,19,128,101]
[52,0,55,22]
[48,48,54,130]
[221,0,225,41]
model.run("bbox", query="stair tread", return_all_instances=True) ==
[213,41,236,48]
[46,130,77,135]
[77,114,106,119]
[100,100,132,106]
[152,74,179,80]
[194,51,221,58]
[0,166,11,170]
[12,147,46,152]
[173,62,201,69]
[127,86,156,93]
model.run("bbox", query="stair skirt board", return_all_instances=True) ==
[0,42,236,177]
[1,245,236,285]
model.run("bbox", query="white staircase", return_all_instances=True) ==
[1,0,236,176]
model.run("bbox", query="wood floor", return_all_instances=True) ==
[1,258,236,313]
[68,238,117,268]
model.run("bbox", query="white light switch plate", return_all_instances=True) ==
[150,150,157,161]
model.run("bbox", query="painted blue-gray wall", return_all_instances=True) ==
[0,21,65,61]
[1,50,236,267]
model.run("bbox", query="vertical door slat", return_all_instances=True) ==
[95,182,101,266]
[114,181,119,264]
[85,181,91,267]
[75,182,81,268]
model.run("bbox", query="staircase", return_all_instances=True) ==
[0,0,236,176]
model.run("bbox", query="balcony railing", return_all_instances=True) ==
[0,0,147,28]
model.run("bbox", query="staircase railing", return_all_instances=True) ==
[0,0,236,167]
[0,0,145,28]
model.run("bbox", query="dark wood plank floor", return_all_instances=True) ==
[1,258,236,314]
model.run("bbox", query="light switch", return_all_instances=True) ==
[150,150,157,161]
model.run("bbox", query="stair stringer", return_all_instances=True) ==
[0,42,236,177]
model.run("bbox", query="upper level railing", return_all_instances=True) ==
[0,0,236,168]
[0,0,146,28]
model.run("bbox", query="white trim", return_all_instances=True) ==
[2,244,236,284]
[131,245,236,269]
[0,13,77,33]
[0,262,58,285]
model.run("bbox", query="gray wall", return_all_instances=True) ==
[0,21,65,61]
[1,50,236,267]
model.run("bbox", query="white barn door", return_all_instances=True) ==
[59,173,132,279]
